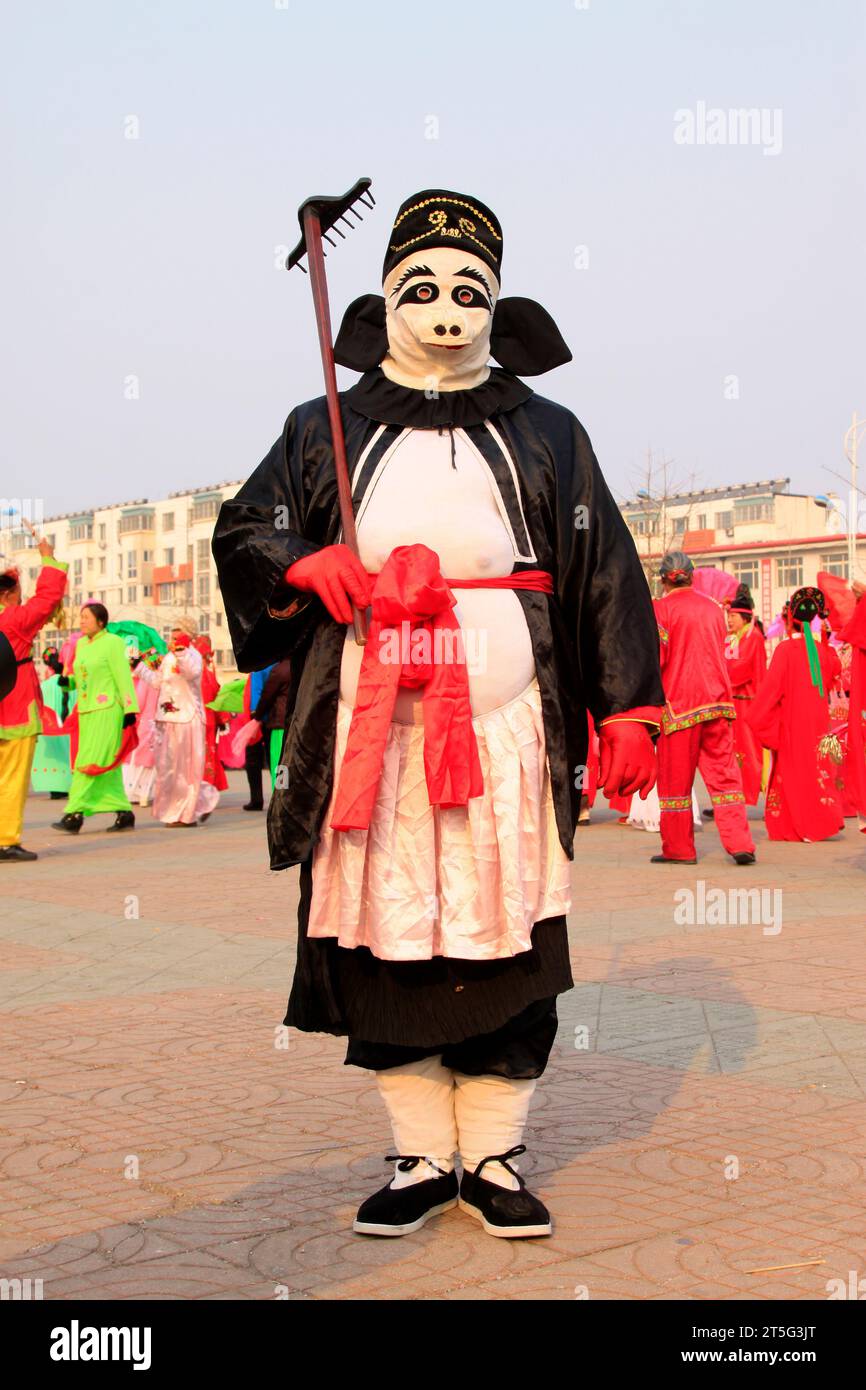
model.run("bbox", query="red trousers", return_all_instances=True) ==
[658,717,754,860]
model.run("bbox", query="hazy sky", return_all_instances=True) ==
[3,0,864,518]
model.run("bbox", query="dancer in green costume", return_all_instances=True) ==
[30,653,77,797]
[53,603,139,835]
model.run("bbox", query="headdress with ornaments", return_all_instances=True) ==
[786,586,829,696]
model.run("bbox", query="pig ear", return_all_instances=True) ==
[490,297,572,375]
[334,294,388,371]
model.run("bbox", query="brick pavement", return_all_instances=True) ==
[1,777,865,1300]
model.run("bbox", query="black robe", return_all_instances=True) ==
[212,368,664,1043]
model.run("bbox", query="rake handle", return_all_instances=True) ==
[302,205,367,646]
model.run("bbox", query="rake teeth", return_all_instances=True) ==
[285,176,374,270]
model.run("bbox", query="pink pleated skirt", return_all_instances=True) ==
[307,677,572,962]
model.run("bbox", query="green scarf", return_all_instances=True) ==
[802,624,823,697]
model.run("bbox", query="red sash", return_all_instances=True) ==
[329,544,553,831]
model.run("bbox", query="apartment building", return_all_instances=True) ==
[1,482,243,673]
[621,478,864,621]
[4,475,861,673]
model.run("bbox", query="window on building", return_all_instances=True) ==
[820,552,849,578]
[117,554,123,576]
[191,496,221,522]
[673,517,687,534]
[196,538,211,566]
[127,550,138,578]
[214,612,223,627]
[163,547,175,566]
[197,574,210,606]
[161,625,173,644]
[163,512,175,531]
[215,649,225,666]
[73,559,83,580]
[142,549,152,562]
[198,615,209,635]
[143,584,152,598]
[86,556,93,570]
[69,519,93,541]
[99,557,106,574]
[715,510,734,530]
[118,511,155,534]
[776,557,803,588]
[158,583,174,604]
[127,585,137,604]
[696,514,707,530]
[187,544,193,565]
[98,523,106,542]
[731,559,760,590]
[734,501,774,524]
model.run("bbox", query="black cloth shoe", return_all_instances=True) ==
[52,812,83,834]
[650,853,697,864]
[49,791,66,800]
[733,851,756,865]
[0,845,38,862]
[106,811,135,832]
[242,802,264,812]
[353,1156,458,1236]
[459,1144,552,1238]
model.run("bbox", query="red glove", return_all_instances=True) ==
[598,720,657,800]
[284,544,372,625]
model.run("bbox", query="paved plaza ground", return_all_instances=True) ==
[1,775,865,1301]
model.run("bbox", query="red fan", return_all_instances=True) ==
[692,567,738,606]
[817,570,856,635]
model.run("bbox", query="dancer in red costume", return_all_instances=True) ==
[724,583,767,805]
[652,551,755,865]
[194,635,229,794]
[839,580,866,830]
[747,587,844,842]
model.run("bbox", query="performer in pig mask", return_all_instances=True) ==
[214,189,663,1238]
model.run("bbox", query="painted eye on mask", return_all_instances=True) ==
[395,282,439,308]
[452,284,491,311]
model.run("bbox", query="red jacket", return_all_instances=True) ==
[653,586,735,734]
[0,559,69,738]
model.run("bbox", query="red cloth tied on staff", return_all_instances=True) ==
[329,543,554,831]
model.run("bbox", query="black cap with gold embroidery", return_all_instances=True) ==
[382,188,503,282]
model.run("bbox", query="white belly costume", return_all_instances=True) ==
[307,427,572,960]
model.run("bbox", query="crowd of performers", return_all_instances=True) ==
[581,550,866,856]
[0,538,293,860]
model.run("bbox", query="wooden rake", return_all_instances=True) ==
[286,177,375,645]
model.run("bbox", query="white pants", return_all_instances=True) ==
[375,1055,536,1190]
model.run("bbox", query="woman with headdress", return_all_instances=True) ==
[746,587,844,842]
[724,582,767,805]
[53,602,139,835]
[134,616,218,826]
